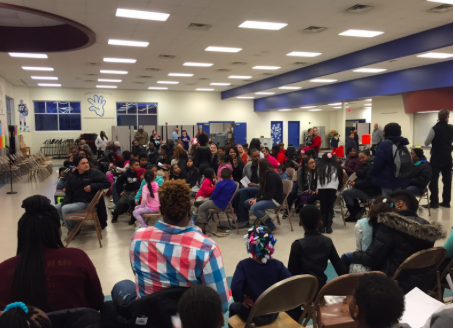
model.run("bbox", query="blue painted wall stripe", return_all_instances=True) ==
[254,61,453,111]
[222,24,453,99]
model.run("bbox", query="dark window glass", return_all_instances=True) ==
[58,102,71,114]
[46,102,57,113]
[148,104,157,114]
[34,102,46,113]
[138,115,157,126]
[70,102,81,114]
[59,114,81,130]
[127,103,137,114]
[117,103,128,113]
[35,114,58,131]
[117,115,137,126]
[137,103,147,114]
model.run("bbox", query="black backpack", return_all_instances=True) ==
[385,140,412,178]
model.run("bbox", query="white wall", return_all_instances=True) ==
[346,107,371,123]
[0,76,14,125]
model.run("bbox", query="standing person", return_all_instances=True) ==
[193,132,213,169]
[150,129,161,148]
[227,146,245,182]
[132,170,160,228]
[407,148,432,197]
[305,128,314,147]
[181,130,191,151]
[303,127,321,154]
[345,132,358,156]
[371,123,384,155]
[351,128,359,146]
[316,153,344,234]
[195,127,203,139]
[424,108,453,209]
[371,123,410,195]
[249,138,264,159]
[134,125,149,146]
[95,131,108,158]
[172,127,179,144]
[331,133,340,154]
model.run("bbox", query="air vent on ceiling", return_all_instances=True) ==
[145,68,160,71]
[84,80,96,82]
[293,62,308,66]
[230,62,247,66]
[187,23,212,31]
[199,78,209,80]
[303,26,327,33]
[158,54,175,59]
[137,75,153,79]
[346,4,374,14]
[84,73,98,76]
[217,69,231,72]
[133,82,145,84]
[86,62,100,66]
[428,4,453,13]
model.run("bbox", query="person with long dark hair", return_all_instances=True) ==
[157,144,172,170]
[316,153,345,234]
[0,303,52,328]
[227,146,244,182]
[248,138,264,160]
[191,163,209,198]
[243,159,283,231]
[0,195,103,312]
[193,132,212,169]
[186,158,199,188]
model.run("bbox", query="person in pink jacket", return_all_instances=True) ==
[217,154,234,180]
[262,147,279,169]
[133,170,160,227]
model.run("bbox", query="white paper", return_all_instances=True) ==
[400,287,444,328]
[240,176,251,188]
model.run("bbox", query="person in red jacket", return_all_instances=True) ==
[262,147,279,169]
[303,127,321,154]
[271,145,287,165]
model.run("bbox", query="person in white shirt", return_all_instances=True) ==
[95,131,108,158]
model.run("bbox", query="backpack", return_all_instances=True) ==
[385,140,412,178]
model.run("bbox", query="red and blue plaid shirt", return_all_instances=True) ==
[130,221,231,312]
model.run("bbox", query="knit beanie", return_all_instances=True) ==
[287,145,297,153]
[384,123,401,137]
[412,148,425,159]
[73,156,84,167]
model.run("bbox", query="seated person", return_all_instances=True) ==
[146,142,159,165]
[185,158,199,188]
[138,153,149,169]
[0,303,52,327]
[262,147,279,169]
[345,132,358,156]
[169,164,185,180]
[342,149,381,222]
[349,274,404,328]
[112,159,141,223]
[271,144,287,165]
[55,156,110,234]
[56,167,68,190]
[216,154,233,180]
[352,190,445,293]
[342,147,362,176]
[157,144,172,170]
[132,170,160,228]
[131,140,145,154]
[229,226,291,326]
[277,165,291,180]
[406,148,432,196]
[0,196,104,312]
[227,146,245,183]
[194,168,217,210]
[196,168,237,232]
[110,180,231,312]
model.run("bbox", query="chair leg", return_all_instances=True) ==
[339,200,346,226]
[233,213,239,235]
[93,215,103,247]
[427,193,431,217]
[436,271,442,302]
[65,221,83,247]
[287,205,294,232]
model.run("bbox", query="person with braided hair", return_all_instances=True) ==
[0,195,104,312]
[0,302,51,328]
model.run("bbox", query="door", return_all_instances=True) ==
[288,121,300,147]
[234,122,247,145]
[197,122,210,135]
[271,121,283,146]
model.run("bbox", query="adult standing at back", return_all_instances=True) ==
[371,123,410,195]
[172,127,180,144]
[134,125,149,146]
[193,132,213,169]
[303,127,321,154]
[424,109,453,209]
[371,123,384,155]
[95,131,108,158]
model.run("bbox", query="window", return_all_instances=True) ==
[116,103,158,128]
[34,101,81,131]
[5,97,14,125]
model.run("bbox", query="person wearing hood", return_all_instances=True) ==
[406,148,432,196]
[342,147,362,176]
[271,144,287,165]
[371,123,410,195]
[352,190,445,294]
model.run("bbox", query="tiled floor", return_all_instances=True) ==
[0,170,452,299]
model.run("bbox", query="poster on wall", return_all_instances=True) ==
[18,100,29,132]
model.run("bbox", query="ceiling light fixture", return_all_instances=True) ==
[229,75,252,79]
[205,46,242,52]
[38,83,61,87]
[334,107,342,109]
[148,87,168,90]
[301,106,316,109]
[22,66,53,71]
[157,81,179,84]
[353,68,387,73]
[103,58,137,63]
[308,109,322,111]
[278,109,292,111]
[96,85,117,88]
[98,79,122,82]
[279,86,301,89]
[31,76,58,80]
[328,102,342,106]
[253,66,281,70]
[364,99,372,101]
[239,20,287,30]
[309,79,337,83]
[210,83,231,86]
[418,110,440,113]
[116,8,170,21]
[100,70,128,74]
[417,52,454,59]
[339,29,384,37]
[9,53,48,58]
[108,39,149,47]
[286,51,322,57]
[255,92,275,95]
[427,0,454,4]
[237,96,255,99]
[196,88,215,91]
[183,62,213,67]
[168,73,194,77]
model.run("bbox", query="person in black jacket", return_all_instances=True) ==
[342,149,381,222]
[185,158,199,188]
[146,142,159,165]
[112,159,141,223]
[352,190,445,294]
[243,159,283,231]
[227,146,244,183]
[345,132,358,156]
[55,156,110,234]
[193,132,212,169]
[406,148,432,196]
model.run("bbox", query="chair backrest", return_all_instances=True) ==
[392,247,447,280]
[225,182,239,212]
[85,190,104,214]
[245,275,319,326]
[282,179,293,196]
[440,259,453,280]
[286,167,295,179]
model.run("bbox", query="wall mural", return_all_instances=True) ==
[18,99,29,132]
[271,121,283,146]
[87,94,106,117]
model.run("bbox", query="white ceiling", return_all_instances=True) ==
[0,0,452,93]
[0,8,63,26]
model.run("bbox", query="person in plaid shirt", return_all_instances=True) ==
[110,179,231,313]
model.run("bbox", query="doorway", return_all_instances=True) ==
[288,121,300,147]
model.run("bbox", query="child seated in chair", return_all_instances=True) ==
[277,165,292,180]
[132,170,160,228]
[229,225,291,326]
[56,167,69,191]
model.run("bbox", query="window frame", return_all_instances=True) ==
[116,102,158,128]
[33,101,82,131]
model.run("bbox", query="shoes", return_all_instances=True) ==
[236,221,250,228]
[282,213,289,219]
[326,226,333,234]
[112,215,118,223]
[439,202,451,208]
[108,205,115,209]
[318,226,326,234]
[423,204,439,209]
[345,216,357,223]
[128,218,136,225]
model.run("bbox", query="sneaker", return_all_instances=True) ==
[326,226,333,234]
[111,215,118,223]
[108,205,115,209]
[418,206,424,213]
[128,218,136,225]
[237,221,250,228]
[345,216,357,223]
[439,202,451,208]
[264,218,277,232]
[423,204,439,209]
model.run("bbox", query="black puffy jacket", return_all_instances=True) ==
[353,157,381,197]
[62,169,111,206]
[353,210,445,293]
[193,146,212,169]
[408,160,432,195]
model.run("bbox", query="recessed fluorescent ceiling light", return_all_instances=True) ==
[9,53,48,58]
[308,109,322,111]
[339,29,384,37]
[98,79,122,82]
[196,88,215,91]
[210,83,231,86]
[229,75,252,79]
[116,8,170,21]
[31,76,58,80]
[427,0,454,4]
[96,85,117,88]
[22,66,53,71]
[183,62,213,67]
[38,83,61,87]
[100,70,128,74]
[255,92,275,95]
[287,52,322,57]
[157,81,179,84]
[334,107,342,109]
[364,99,372,101]
[418,110,440,113]
[353,68,387,73]
[237,96,255,99]
[239,20,287,30]
[253,66,281,70]
[148,87,168,90]
[417,52,453,59]
[108,39,149,47]
[278,109,292,111]
[309,79,337,83]
[205,46,242,52]
[279,86,301,89]
[301,106,316,109]
[103,58,136,63]
[328,102,342,106]
[168,73,193,77]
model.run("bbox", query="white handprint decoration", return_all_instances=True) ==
[87,95,106,117]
